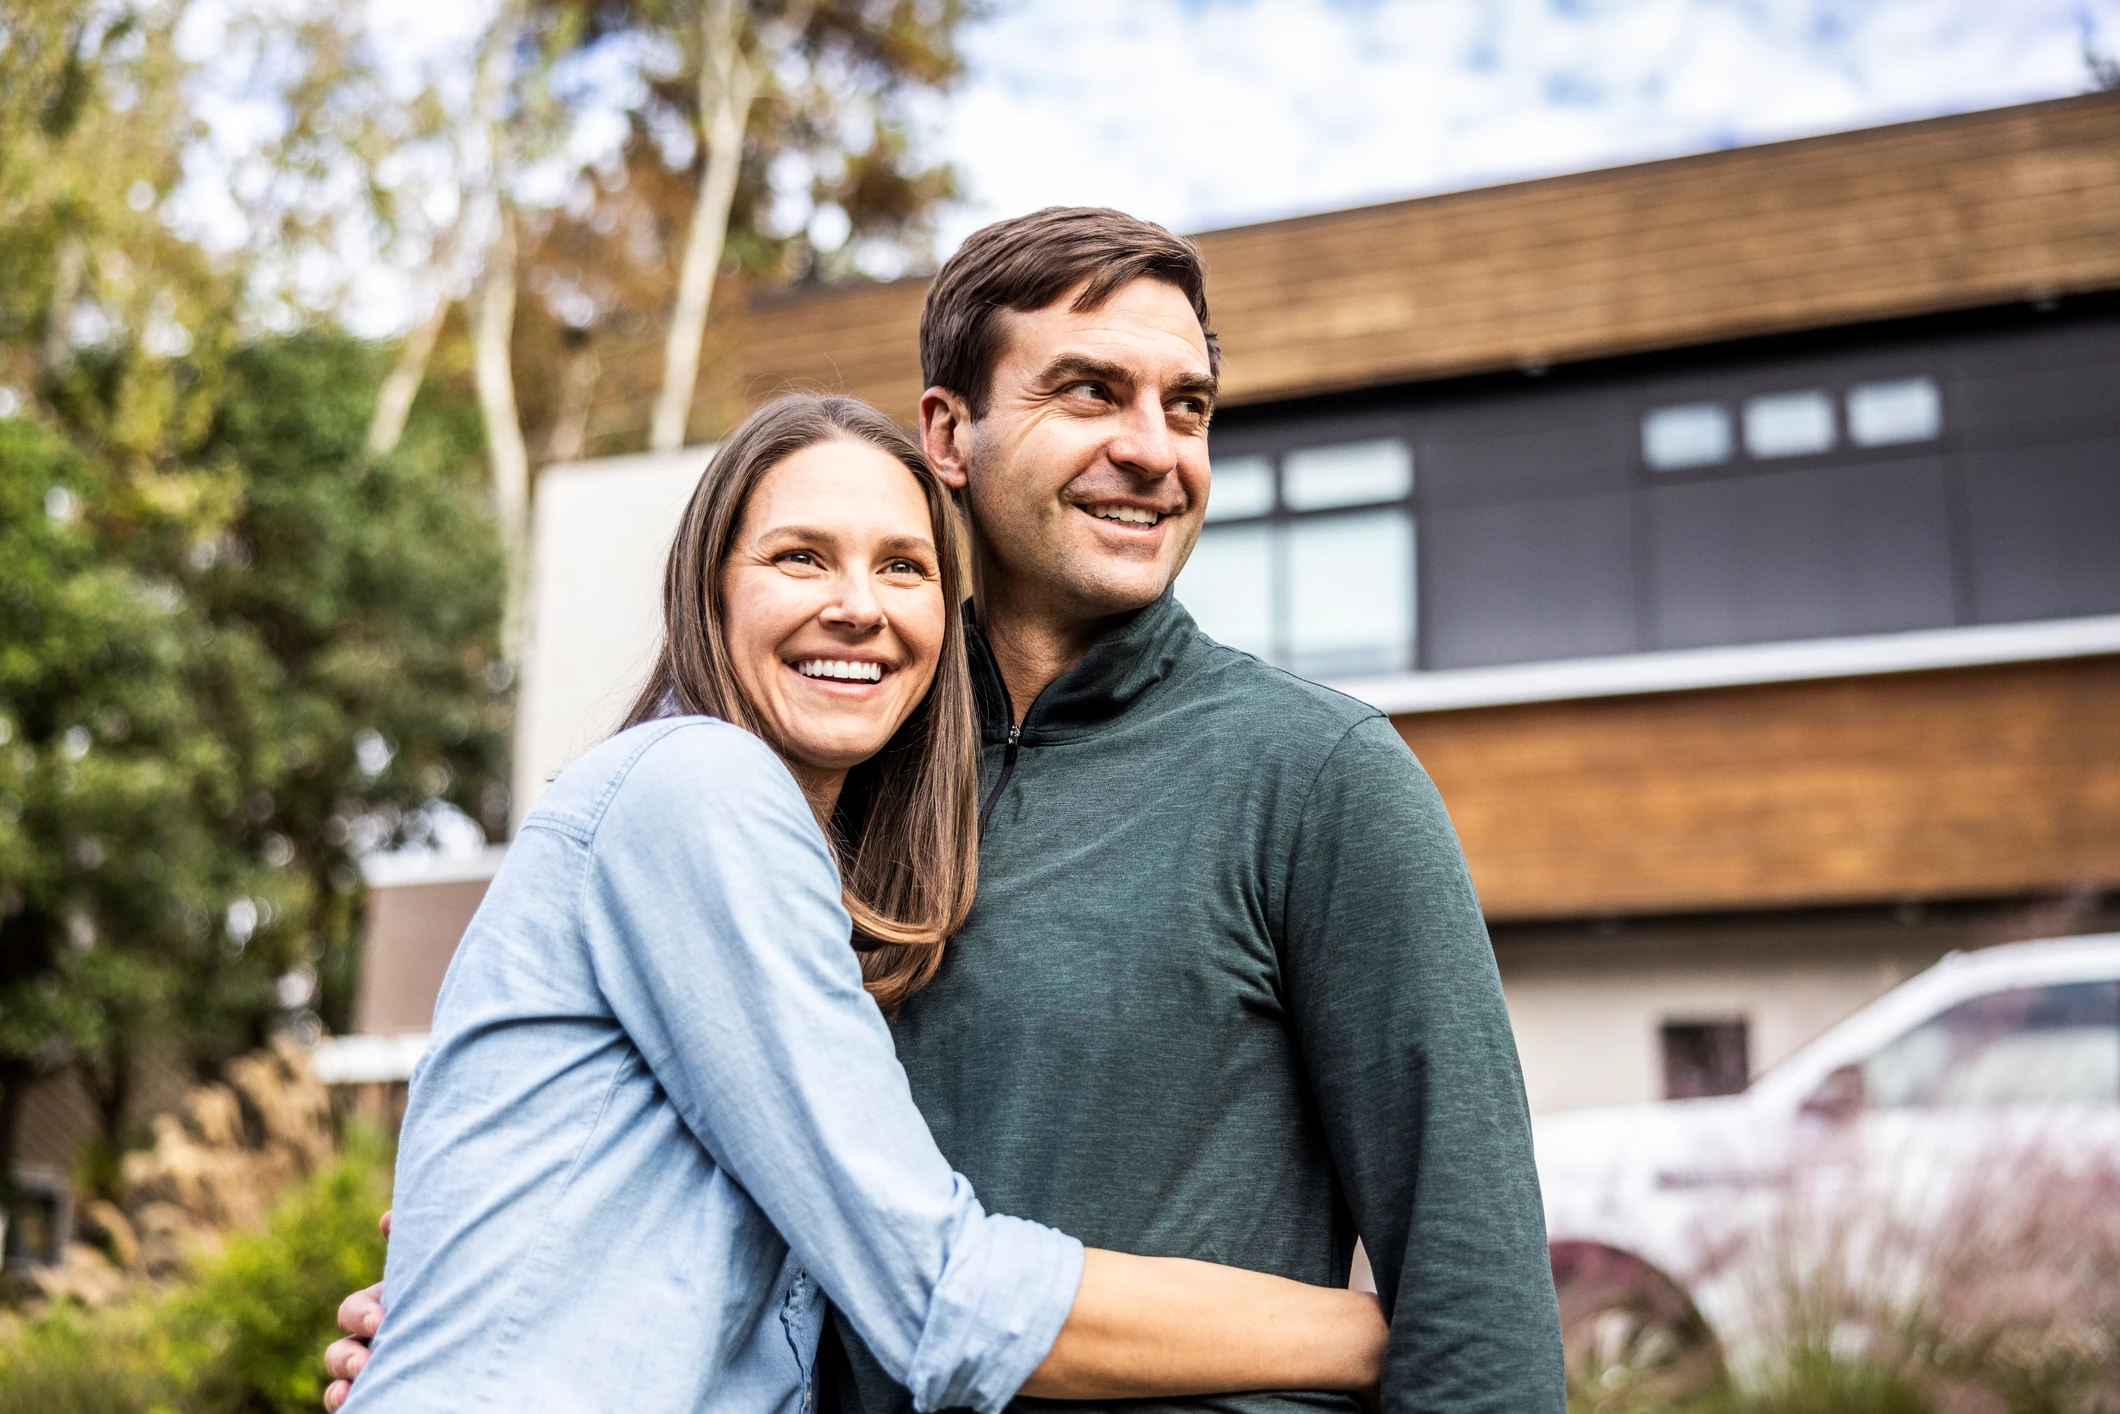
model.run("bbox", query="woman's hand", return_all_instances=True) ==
[320,1212,390,1412]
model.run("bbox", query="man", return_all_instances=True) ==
[329,208,1564,1412]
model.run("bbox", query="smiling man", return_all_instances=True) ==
[818,208,1565,1412]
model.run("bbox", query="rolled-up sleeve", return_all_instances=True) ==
[581,720,1082,1413]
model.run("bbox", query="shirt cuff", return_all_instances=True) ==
[901,1208,1086,1414]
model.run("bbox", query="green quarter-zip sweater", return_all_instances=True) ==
[829,592,1564,1414]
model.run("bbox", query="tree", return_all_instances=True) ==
[640,0,974,450]
[1,1,509,1209]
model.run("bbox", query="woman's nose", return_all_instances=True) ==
[817,571,884,633]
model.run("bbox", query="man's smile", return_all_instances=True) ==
[1079,501,1172,529]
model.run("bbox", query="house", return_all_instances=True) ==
[346,92,2120,1113]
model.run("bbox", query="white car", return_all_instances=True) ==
[1534,932,2120,1392]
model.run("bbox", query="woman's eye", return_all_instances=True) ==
[883,558,927,577]
[776,550,819,568]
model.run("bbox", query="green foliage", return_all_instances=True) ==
[160,1129,392,1414]
[0,1305,166,1414]
[1,329,507,1186]
[0,1133,391,1414]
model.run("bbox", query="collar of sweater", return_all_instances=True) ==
[966,590,1195,747]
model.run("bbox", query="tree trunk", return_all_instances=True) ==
[647,0,772,453]
[366,287,453,456]
[474,208,532,663]
[542,328,601,465]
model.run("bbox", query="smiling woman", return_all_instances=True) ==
[620,395,979,1008]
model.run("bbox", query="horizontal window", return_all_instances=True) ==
[1642,403,1732,471]
[1847,377,1942,447]
[1204,455,1275,522]
[1743,390,1835,459]
[1283,438,1413,510]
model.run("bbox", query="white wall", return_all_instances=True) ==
[1495,920,1963,1113]
[513,449,712,826]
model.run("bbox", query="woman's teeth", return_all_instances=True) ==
[1087,504,1161,526]
[795,659,884,682]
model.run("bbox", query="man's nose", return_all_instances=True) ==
[1105,393,1180,478]
[818,568,884,632]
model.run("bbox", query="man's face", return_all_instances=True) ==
[951,277,1216,625]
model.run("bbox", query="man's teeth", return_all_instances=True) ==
[795,659,884,682]
[1086,504,1161,526]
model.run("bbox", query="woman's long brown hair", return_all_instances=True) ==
[618,395,978,1010]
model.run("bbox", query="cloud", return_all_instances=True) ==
[932,0,2120,248]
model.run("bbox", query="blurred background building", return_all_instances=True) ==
[347,90,2120,1113]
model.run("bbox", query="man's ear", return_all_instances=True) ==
[919,386,974,491]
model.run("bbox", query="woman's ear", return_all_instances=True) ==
[919,387,974,491]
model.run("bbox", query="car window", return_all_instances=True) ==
[1861,980,2120,1107]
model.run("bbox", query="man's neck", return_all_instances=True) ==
[974,582,1124,724]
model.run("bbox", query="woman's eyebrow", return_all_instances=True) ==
[759,526,935,557]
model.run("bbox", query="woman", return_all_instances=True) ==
[331,396,1385,1414]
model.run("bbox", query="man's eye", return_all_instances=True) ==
[1068,381,1111,402]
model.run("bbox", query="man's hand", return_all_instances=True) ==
[321,1212,390,1412]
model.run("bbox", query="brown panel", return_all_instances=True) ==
[353,878,494,1034]
[715,93,2120,423]
[1394,656,2120,922]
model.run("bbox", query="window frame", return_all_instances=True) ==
[1186,414,1420,677]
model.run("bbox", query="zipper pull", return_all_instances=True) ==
[1007,723,1022,746]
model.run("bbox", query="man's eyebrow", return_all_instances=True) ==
[1167,371,1220,404]
[1033,354,1221,403]
[1032,354,1134,389]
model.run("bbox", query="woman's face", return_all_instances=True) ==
[721,437,948,804]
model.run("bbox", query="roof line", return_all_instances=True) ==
[1329,615,2120,716]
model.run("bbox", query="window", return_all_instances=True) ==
[1743,390,1836,459]
[1662,1019,1750,1099]
[1642,403,1732,471]
[1861,981,2120,1108]
[1847,377,1942,447]
[1177,523,1274,656]
[1284,510,1415,677]
[1284,439,1413,510]
[1205,455,1275,522]
[1176,437,1414,677]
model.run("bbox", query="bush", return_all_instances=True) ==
[0,1128,390,1414]
[0,1306,168,1414]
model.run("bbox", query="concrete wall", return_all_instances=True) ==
[513,449,710,827]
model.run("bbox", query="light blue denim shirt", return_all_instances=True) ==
[345,718,1084,1414]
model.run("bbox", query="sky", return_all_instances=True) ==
[923,0,2120,251]
[173,0,2120,328]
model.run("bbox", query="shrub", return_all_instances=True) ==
[159,1126,391,1414]
[0,1127,390,1414]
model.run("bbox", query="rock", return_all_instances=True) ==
[76,1198,138,1269]
[29,1242,129,1308]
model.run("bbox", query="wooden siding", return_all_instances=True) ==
[719,93,2120,421]
[1398,655,2120,922]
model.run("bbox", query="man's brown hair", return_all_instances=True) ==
[920,206,1220,416]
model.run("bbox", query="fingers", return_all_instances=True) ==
[323,1377,350,1412]
[324,1334,373,1384]
[380,1209,392,1239]
[337,1282,386,1339]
